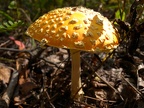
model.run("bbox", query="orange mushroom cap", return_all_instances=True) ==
[26,7,119,53]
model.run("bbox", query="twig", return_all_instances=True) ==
[1,68,18,107]
[84,95,117,103]
[45,91,55,108]
[0,47,38,52]
[0,40,10,47]
[40,57,64,69]
[0,47,40,59]
[74,99,96,108]
[121,75,144,99]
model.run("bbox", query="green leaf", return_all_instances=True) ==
[0,20,24,33]
[0,25,5,29]
[115,9,126,21]
[0,10,14,21]
[8,20,14,25]
[3,22,10,28]
[8,1,17,9]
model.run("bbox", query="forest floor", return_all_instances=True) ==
[0,33,144,108]
[0,1,144,108]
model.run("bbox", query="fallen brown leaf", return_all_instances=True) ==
[0,63,11,84]
[20,81,37,96]
[9,36,25,50]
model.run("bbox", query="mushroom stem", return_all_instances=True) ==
[70,49,84,100]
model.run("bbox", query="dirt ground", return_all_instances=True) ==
[0,32,144,108]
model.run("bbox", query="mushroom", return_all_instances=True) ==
[26,7,119,100]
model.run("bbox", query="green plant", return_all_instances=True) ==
[0,19,24,33]
[0,1,24,33]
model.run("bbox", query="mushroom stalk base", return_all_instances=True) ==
[70,49,84,100]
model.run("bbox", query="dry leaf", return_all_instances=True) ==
[9,36,25,50]
[20,82,37,96]
[0,63,11,84]
[16,58,29,85]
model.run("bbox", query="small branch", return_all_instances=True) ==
[45,91,55,108]
[40,57,66,69]
[122,75,144,99]
[1,69,19,107]
[0,47,40,59]
[74,99,95,108]
[84,95,117,103]
[0,40,10,47]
